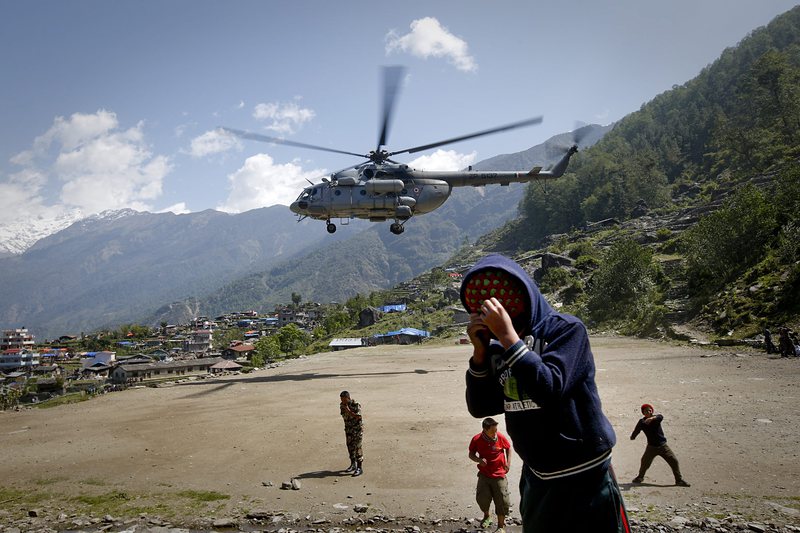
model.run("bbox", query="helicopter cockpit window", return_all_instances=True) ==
[297,189,313,201]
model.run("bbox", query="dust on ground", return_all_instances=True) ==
[1,336,798,528]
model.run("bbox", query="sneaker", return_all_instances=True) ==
[676,479,691,487]
[480,517,493,529]
[344,462,356,473]
[352,467,363,477]
[632,476,644,483]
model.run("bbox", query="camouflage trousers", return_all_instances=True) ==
[344,427,363,462]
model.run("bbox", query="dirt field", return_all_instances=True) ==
[1,336,799,529]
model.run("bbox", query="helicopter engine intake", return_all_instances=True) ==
[364,179,405,194]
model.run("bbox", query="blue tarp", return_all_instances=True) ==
[380,304,407,313]
[375,327,430,338]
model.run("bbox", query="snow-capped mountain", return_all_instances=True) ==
[0,209,85,256]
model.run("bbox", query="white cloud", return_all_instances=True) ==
[158,202,191,215]
[253,101,315,135]
[4,109,172,222]
[189,128,242,157]
[407,149,477,171]
[217,153,325,212]
[386,17,477,73]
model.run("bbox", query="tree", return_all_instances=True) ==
[683,185,778,295]
[254,335,282,361]
[291,292,302,308]
[276,324,310,356]
[322,306,351,336]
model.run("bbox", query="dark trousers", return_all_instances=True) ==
[519,462,630,533]
[638,443,683,481]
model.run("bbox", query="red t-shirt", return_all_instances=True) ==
[469,431,511,478]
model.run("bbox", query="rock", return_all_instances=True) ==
[211,518,237,528]
[262,480,273,487]
[746,524,766,532]
[280,481,293,490]
[246,510,275,519]
[354,505,369,513]
[27,509,40,518]
[291,478,301,490]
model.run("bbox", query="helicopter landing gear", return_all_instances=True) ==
[326,222,337,234]
[389,222,405,235]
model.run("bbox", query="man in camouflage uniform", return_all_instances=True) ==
[340,391,364,476]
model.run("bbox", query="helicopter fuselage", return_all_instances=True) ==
[290,175,450,222]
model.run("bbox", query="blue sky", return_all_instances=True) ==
[1,0,797,229]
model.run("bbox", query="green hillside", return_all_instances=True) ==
[460,6,800,339]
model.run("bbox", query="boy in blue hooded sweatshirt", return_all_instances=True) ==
[462,254,629,533]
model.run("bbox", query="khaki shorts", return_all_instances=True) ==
[476,473,510,515]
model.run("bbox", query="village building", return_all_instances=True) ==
[1,328,36,351]
[372,327,430,345]
[210,359,243,373]
[0,349,40,371]
[328,338,364,351]
[80,351,116,368]
[110,357,222,384]
[222,343,255,361]
[183,330,212,353]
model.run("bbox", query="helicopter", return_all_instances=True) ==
[225,67,580,235]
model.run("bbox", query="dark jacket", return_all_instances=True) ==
[462,254,616,478]
[630,414,667,447]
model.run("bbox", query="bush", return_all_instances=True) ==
[539,267,575,293]
[587,239,662,324]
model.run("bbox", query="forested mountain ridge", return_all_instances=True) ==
[463,6,800,338]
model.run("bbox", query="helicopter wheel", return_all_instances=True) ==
[390,222,404,235]
[326,222,337,234]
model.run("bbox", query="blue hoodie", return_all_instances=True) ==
[461,254,616,479]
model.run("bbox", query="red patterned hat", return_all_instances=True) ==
[463,269,527,318]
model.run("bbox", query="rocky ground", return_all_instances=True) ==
[1,336,799,532]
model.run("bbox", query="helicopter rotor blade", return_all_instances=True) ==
[572,121,591,146]
[389,116,543,156]
[222,127,367,159]
[377,65,406,151]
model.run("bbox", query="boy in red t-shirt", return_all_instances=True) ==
[469,417,512,532]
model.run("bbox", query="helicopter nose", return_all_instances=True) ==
[290,201,307,214]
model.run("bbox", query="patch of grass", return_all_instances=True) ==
[36,392,91,409]
[175,490,229,503]
[73,490,131,506]
[0,486,51,508]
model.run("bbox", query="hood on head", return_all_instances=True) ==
[460,253,553,334]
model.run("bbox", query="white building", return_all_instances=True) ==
[0,349,40,370]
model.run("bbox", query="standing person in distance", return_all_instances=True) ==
[340,391,364,477]
[462,254,630,533]
[469,417,512,533]
[630,403,690,487]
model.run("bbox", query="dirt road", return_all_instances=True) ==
[1,336,798,528]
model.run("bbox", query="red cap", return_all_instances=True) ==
[641,403,654,412]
